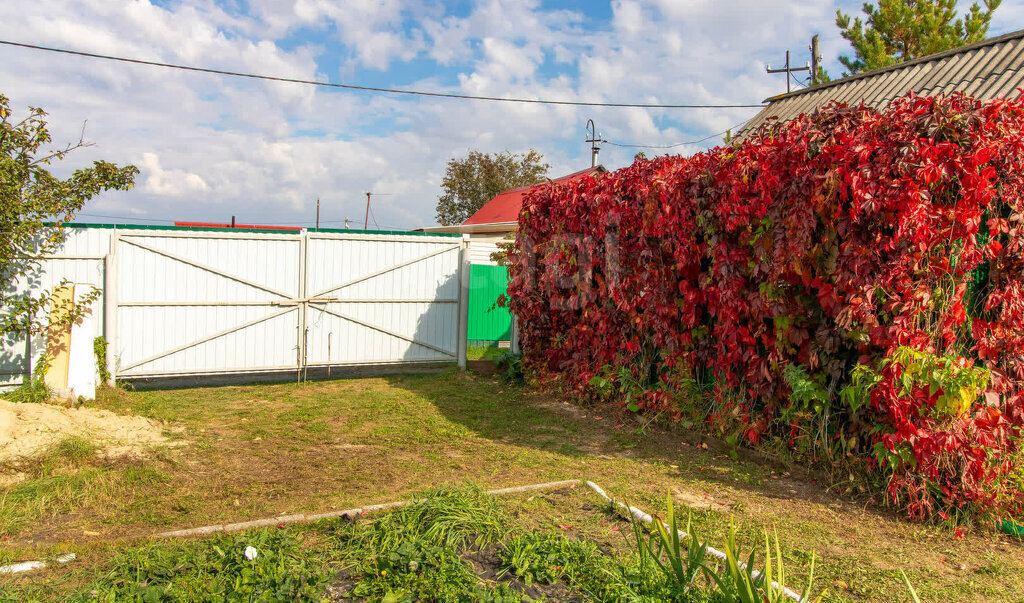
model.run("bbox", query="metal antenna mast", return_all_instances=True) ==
[364,192,371,230]
[585,119,606,168]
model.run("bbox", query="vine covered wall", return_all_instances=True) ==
[506,93,1024,520]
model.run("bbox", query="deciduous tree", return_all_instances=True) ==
[434,150,548,226]
[1,94,138,342]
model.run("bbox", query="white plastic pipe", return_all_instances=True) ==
[0,553,76,575]
[156,479,582,538]
[583,481,803,602]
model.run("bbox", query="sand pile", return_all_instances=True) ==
[0,399,173,462]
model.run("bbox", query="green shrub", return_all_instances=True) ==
[495,352,524,386]
[94,336,110,384]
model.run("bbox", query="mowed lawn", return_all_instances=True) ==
[2,370,1023,601]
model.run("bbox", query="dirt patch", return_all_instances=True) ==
[467,360,498,375]
[671,487,736,513]
[0,398,177,463]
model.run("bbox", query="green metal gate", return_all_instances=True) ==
[468,264,511,343]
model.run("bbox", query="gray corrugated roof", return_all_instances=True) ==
[737,29,1024,138]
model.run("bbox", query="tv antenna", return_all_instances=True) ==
[585,119,606,167]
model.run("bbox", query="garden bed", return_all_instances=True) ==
[2,483,823,601]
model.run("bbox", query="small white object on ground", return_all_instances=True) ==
[244,546,258,561]
[0,553,76,575]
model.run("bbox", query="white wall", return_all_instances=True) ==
[468,231,513,265]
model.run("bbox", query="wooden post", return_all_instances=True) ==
[510,315,520,355]
[810,35,820,86]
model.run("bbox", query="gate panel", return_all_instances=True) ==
[304,234,462,365]
[113,232,303,377]
[0,226,109,388]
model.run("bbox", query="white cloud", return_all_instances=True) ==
[140,152,209,196]
[1,0,1021,230]
[612,1,645,36]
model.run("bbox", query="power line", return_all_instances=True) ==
[604,121,749,149]
[0,39,767,110]
[77,213,177,223]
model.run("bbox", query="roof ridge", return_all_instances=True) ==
[496,166,602,194]
[461,166,604,226]
[764,28,1024,103]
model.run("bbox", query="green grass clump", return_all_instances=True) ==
[327,486,730,602]
[324,485,520,601]
[85,529,329,602]
[466,346,508,361]
[49,436,99,465]
[347,484,508,552]
[4,378,50,404]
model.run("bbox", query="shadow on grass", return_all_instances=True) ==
[381,370,834,507]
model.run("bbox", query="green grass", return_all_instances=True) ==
[1,372,1022,601]
[467,345,509,361]
[84,529,330,602]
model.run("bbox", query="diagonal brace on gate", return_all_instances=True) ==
[118,306,297,372]
[308,245,459,299]
[318,305,456,358]
[120,237,295,300]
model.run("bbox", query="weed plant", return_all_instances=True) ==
[4,378,50,404]
[86,529,328,601]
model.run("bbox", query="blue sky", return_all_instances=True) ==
[1,0,1022,229]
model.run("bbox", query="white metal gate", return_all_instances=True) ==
[109,229,466,379]
[303,233,462,367]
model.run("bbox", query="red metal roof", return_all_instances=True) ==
[174,221,303,232]
[461,166,602,226]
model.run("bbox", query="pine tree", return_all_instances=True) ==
[836,0,1001,75]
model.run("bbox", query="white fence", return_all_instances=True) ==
[1,225,469,387]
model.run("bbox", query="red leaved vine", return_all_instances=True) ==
[506,92,1024,520]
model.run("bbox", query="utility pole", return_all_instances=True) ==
[766,49,811,93]
[315,198,320,231]
[364,192,371,230]
[585,119,606,168]
[766,35,820,91]
[810,35,821,86]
